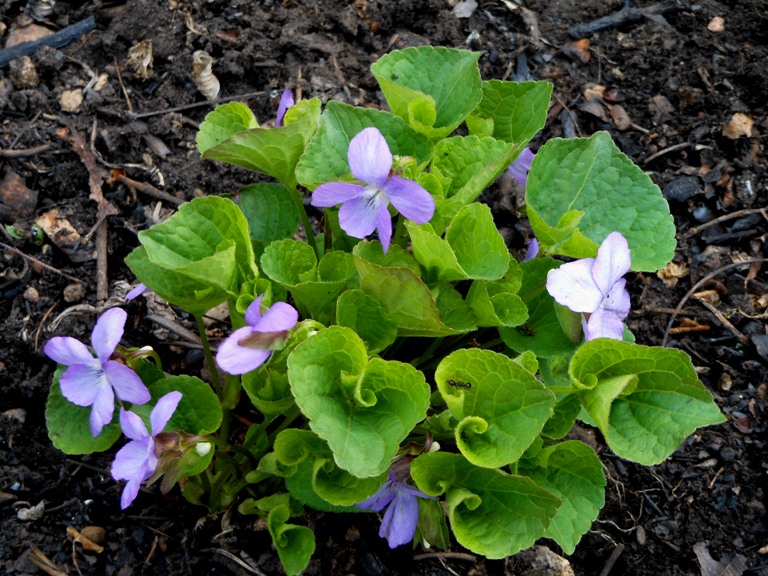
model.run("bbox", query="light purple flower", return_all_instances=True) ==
[111,391,182,509]
[507,147,535,188]
[546,231,631,341]
[44,308,150,437]
[524,237,539,261]
[310,127,435,253]
[216,295,298,375]
[125,283,148,301]
[275,89,294,127]
[356,469,433,548]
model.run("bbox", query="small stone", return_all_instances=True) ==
[63,283,86,303]
[9,56,40,88]
[23,286,40,303]
[60,89,83,113]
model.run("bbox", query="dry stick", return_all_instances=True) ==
[113,55,134,114]
[694,297,749,345]
[413,552,477,562]
[566,2,679,38]
[63,123,117,303]
[599,543,625,576]
[117,174,184,206]
[684,206,768,238]
[642,141,691,165]
[0,143,52,158]
[661,258,768,347]
[331,55,352,102]
[0,241,82,283]
[0,16,96,68]
[126,90,266,119]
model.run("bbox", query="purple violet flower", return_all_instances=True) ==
[356,469,433,549]
[111,391,182,509]
[125,283,148,301]
[507,147,535,188]
[524,237,539,261]
[216,295,299,375]
[275,89,294,127]
[44,308,150,437]
[546,231,631,341]
[310,127,435,253]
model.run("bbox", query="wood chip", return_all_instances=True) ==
[722,113,753,139]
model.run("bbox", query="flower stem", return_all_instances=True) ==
[195,314,223,398]
[289,185,318,257]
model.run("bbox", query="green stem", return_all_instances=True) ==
[392,213,408,249]
[195,314,223,398]
[289,184,317,257]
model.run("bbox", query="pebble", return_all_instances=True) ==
[23,286,39,303]
[60,89,83,113]
[63,282,85,303]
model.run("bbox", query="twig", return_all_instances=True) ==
[694,297,749,345]
[0,241,83,283]
[642,141,691,165]
[413,551,477,562]
[0,16,96,68]
[684,206,768,238]
[204,548,266,576]
[126,90,265,119]
[0,143,52,158]
[113,56,134,114]
[567,2,679,38]
[34,299,60,352]
[331,55,352,102]
[117,174,184,206]
[661,259,768,347]
[598,543,625,576]
[145,314,203,345]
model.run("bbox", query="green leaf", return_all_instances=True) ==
[147,375,222,435]
[261,240,355,323]
[405,221,466,282]
[371,47,482,140]
[411,452,560,559]
[202,98,321,188]
[466,262,528,328]
[435,349,555,468]
[499,259,578,357]
[296,101,433,189]
[570,340,726,465]
[466,80,552,144]
[238,183,299,242]
[526,132,677,271]
[336,290,398,354]
[275,429,384,509]
[268,502,316,576]
[196,101,258,155]
[126,197,257,315]
[354,255,463,336]
[521,441,605,553]
[287,326,431,478]
[46,370,121,455]
[446,203,509,280]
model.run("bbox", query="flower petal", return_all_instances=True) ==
[338,193,380,240]
[507,147,535,188]
[585,308,625,341]
[348,127,392,187]
[255,302,298,333]
[90,382,115,436]
[44,336,97,366]
[59,364,105,406]
[382,176,435,225]
[125,283,148,301]
[216,326,272,375]
[105,361,150,405]
[602,278,631,318]
[120,408,149,442]
[310,182,365,208]
[150,391,182,436]
[356,476,396,512]
[120,478,142,509]
[546,259,603,313]
[375,200,393,253]
[524,237,540,261]
[244,294,265,327]
[91,308,126,361]
[275,88,294,127]
[112,439,150,480]
[379,490,419,548]
[592,232,631,296]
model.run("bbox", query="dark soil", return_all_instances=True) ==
[1,1,766,574]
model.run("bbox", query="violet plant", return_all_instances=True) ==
[44,47,725,575]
